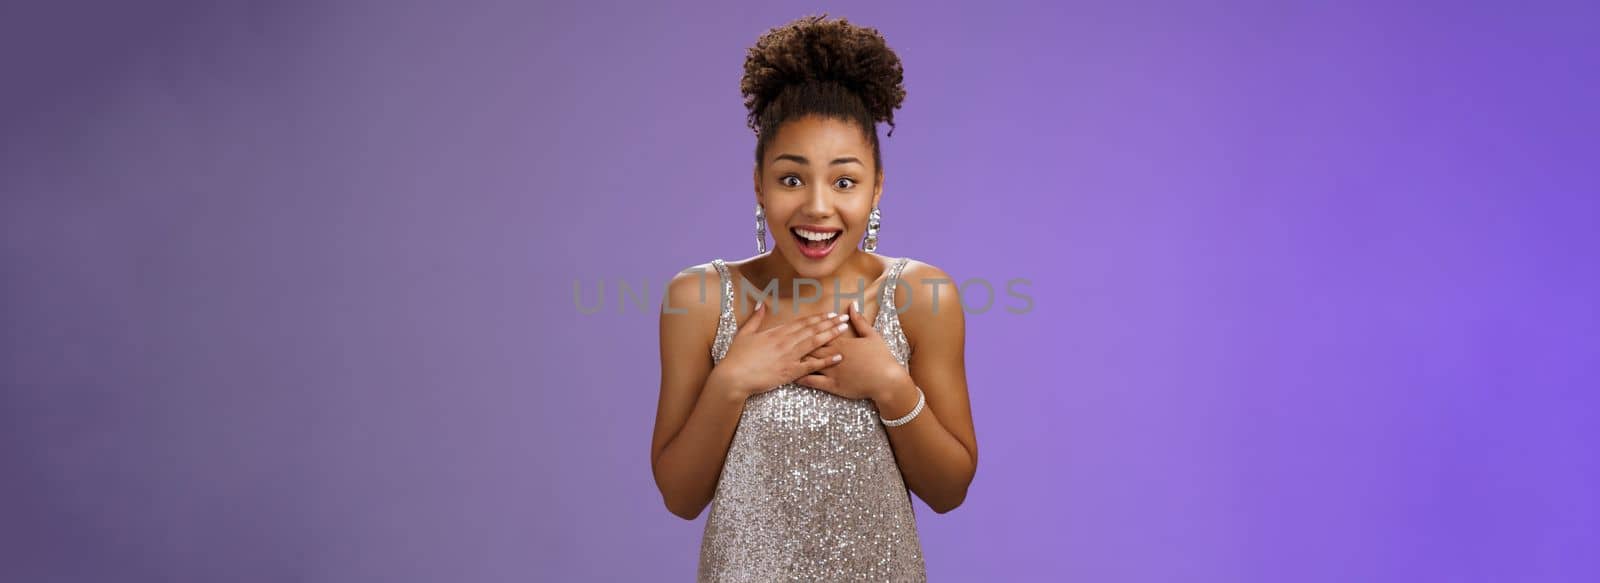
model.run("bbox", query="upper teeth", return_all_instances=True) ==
[795,228,835,241]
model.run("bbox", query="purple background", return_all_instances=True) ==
[3,1,1596,581]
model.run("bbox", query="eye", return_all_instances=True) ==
[834,177,857,189]
[780,175,802,188]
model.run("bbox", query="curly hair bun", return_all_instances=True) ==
[741,14,906,137]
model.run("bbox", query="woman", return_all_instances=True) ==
[650,15,979,582]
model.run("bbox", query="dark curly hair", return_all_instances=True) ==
[741,15,906,172]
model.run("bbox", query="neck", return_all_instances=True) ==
[749,251,884,301]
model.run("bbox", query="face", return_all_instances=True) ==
[755,115,882,279]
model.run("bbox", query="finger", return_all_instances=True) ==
[800,352,843,374]
[777,310,845,340]
[795,373,839,392]
[738,299,766,335]
[789,314,850,353]
[761,310,835,337]
[804,345,841,362]
[849,299,880,338]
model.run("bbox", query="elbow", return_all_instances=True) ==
[929,465,976,514]
[929,489,969,514]
[652,458,707,520]
[657,481,709,521]
[664,496,708,521]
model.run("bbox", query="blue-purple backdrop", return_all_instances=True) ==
[2,1,1596,581]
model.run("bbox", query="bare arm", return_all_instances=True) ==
[872,262,979,513]
[649,268,745,520]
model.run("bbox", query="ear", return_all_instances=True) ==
[872,169,884,208]
[753,164,763,203]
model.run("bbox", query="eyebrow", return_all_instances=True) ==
[772,154,865,167]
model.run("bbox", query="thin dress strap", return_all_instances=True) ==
[876,257,911,329]
[873,257,913,365]
[710,259,737,362]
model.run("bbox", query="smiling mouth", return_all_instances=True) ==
[791,227,842,250]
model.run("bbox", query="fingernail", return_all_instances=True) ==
[837,323,848,332]
[832,354,842,362]
[839,314,849,322]
[827,312,836,318]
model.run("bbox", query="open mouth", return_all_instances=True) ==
[791,227,842,258]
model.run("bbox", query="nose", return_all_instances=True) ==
[801,183,834,219]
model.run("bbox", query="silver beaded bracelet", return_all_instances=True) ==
[880,387,926,427]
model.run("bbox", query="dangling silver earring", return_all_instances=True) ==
[862,206,881,252]
[754,203,768,254]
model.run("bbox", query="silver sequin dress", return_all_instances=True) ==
[698,257,926,582]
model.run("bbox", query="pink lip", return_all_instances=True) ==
[791,228,842,260]
[791,224,843,233]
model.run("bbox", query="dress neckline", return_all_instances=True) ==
[709,257,912,366]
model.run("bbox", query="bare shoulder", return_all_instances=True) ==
[892,258,965,349]
[659,261,724,337]
[894,258,961,316]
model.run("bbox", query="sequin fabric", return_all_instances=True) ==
[699,257,924,582]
